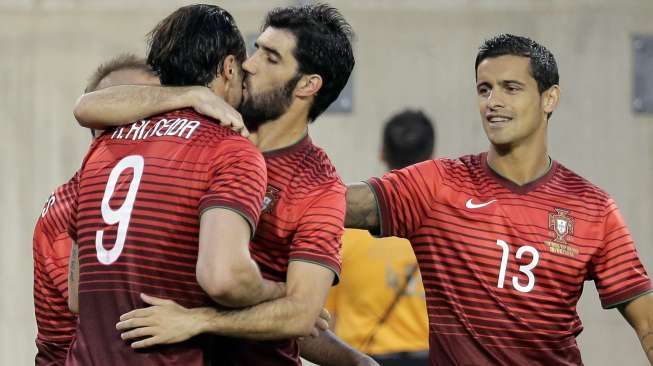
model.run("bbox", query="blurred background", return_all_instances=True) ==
[1,0,652,364]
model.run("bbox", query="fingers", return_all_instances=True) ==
[120,326,156,341]
[131,335,164,349]
[116,317,156,331]
[315,317,329,332]
[309,326,319,338]
[319,308,331,322]
[140,293,174,307]
[119,307,155,322]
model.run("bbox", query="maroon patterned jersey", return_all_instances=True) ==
[33,172,79,366]
[368,153,652,366]
[228,135,345,365]
[66,109,267,366]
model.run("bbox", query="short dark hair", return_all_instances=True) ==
[382,109,435,170]
[85,53,151,92]
[475,34,559,94]
[147,4,246,87]
[263,3,355,121]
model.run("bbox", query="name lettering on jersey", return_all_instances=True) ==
[262,185,281,213]
[111,118,201,141]
[545,208,578,257]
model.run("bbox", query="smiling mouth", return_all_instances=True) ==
[486,116,512,127]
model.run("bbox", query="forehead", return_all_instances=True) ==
[97,68,159,90]
[476,55,534,83]
[256,27,297,58]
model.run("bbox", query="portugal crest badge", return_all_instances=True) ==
[545,208,578,257]
[262,185,281,213]
[548,208,574,244]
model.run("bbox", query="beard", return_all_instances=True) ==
[239,73,302,132]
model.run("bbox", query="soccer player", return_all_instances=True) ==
[32,54,158,366]
[66,5,282,365]
[326,110,435,366]
[346,34,653,365]
[72,4,375,366]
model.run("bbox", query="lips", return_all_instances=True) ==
[485,114,512,127]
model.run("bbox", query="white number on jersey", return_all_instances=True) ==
[496,239,540,293]
[96,155,144,265]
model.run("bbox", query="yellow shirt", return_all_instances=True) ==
[326,229,428,355]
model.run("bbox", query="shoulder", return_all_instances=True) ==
[295,142,345,193]
[551,162,612,206]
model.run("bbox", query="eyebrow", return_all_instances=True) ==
[500,79,526,87]
[255,42,282,60]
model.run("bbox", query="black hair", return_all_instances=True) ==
[475,33,559,94]
[382,109,435,170]
[263,3,355,121]
[147,4,246,86]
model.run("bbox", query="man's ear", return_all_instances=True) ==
[542,84,560,116]
[295,74,322,98]
[221,55,238,81]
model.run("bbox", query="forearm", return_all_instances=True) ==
[638,323,653,364]
[300,330,373,366]
[619,292,653,364]
[73,85,200,128]
[201,295,315,340]
[345,183,379,231]
[212,265,284,308]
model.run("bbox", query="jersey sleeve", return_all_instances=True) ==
[367,160,439,238]
[288,182,345,283]
[199,137,267,237]
[65,171,82,242]
[590,199,652,308]
[48,232,73,298]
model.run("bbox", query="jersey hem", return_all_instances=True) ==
[199,203,257,239]
[365,179,389,238]
[288,256,341,285]
[602,283,653,309]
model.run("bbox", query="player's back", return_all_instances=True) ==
[68,109,266,366]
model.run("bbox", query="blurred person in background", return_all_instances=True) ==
[325,109,435,366]
[346,34,653,365]
[32,53,158,366]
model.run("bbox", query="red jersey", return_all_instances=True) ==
[367,153,652,366]
[66,109,267,366]
[33,172,79,366]
[227,135,345,366]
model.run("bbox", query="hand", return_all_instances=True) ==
[116,293,208,349]
[191,87,249,137]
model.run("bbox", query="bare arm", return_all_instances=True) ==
[117,261,334,346]
[199,261,335,339]
[618,292,653,364]
[197,208,284,307]
[619,292,653,364]
[73,85,246,135]
[299,330,379,366]
[345,183,379,232]
[67,241,79,313]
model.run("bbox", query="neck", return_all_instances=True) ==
[250,104,309,152]
[486,129,550,186]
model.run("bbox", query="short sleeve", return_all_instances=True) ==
[367,160,439,238]
[199,137,267,237]
[289,182,345,284]
[590,199,652,308]
[60,170,80,243]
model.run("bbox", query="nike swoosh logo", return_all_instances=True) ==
[465,198,497,209]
